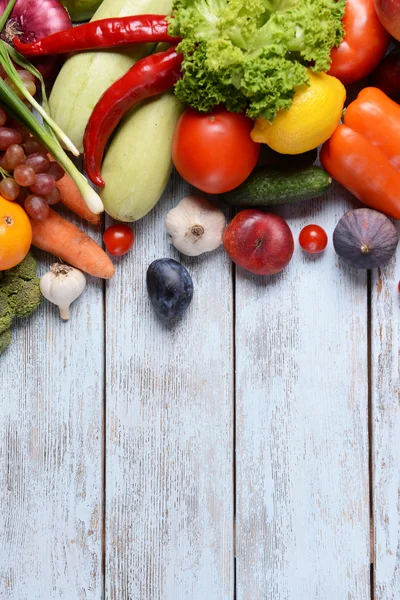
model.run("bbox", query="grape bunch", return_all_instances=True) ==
[0,71,65,222]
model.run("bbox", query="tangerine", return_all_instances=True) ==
[0,195,32,270]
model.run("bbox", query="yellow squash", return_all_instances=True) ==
[251,70,346,155]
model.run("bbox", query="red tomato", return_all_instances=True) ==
[104,225,134,256]
[328,0,390,85]
[172,107,260,194]
[299,225,328,254]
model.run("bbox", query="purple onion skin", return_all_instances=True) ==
[0,0,71,78]
[0,0,71,43]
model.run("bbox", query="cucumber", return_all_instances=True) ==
[223,166,332,207]
[100,91,184,222]
[49,0,173,151]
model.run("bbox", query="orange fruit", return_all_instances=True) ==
[0,195,32,270]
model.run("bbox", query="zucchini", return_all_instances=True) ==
[49,0,173,151]
[100,91,183,222]
[223,166,332,207]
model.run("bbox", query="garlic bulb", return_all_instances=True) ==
[40,264,86,320]
[165,195,226,256]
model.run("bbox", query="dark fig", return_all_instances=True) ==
[147,258,194,319]
[333,208,398,269]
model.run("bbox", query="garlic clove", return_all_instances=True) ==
[40,264,86,321]
[165,195,226,257]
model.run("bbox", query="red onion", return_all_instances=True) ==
[0,0,71,78]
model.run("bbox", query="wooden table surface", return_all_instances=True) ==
[0,171,399,600]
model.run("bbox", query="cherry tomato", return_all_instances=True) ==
[398,281,400,293]
[328,0,390,85]
[172,107,260,194]
[103,225,134,256]
[299,225,328,254]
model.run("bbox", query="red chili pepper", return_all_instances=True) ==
[83,46,183,187]
[13,15,180,56]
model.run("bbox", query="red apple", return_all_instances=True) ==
[223,209,294,275]
[375,0,400,40]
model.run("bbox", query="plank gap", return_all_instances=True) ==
[100,206,107,600]
[370,564,375,600]
[367,269,376,595]
[233,257,237,591]
[102,274,107,600]
[232,201,238,599]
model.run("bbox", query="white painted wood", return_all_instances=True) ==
[105,173,234,600]
[235,184,370,599]
[0,214,104,600]
[372,222,400,600]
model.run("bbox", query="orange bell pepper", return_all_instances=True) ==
[320,87,400,220]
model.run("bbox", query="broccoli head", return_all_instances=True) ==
[0,252,42,355]
[0,291,12,335]
[8,279,42,318]
[1,251,38,284]
[0,328,11,355]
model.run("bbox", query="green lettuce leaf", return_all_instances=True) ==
[170,0,346,120]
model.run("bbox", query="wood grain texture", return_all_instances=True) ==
[0,215,104,600]
[235,184,370,599]
[105,173,234,600]
[372,222,400,600]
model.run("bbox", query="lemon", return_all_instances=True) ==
[251,70,346,155]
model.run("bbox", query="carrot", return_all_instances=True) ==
[56,170,102,226]
[47,155,101,225]
[30,209,115,279]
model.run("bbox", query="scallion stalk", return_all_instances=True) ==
[6,44,50,106]
[0,42,79,155]
[0,77,103,214]
[0,0,103,214]
[0,0,17,32]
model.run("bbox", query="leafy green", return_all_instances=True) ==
[169,0,346,120]
[0,253,42,354]
[0,328,11,354]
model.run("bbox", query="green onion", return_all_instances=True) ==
[0,0,103,214]
[6,44,49,106]
[0,42,79,155]
[0,76,104,214]
[6,44,60,140]
[0,0,17,33]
